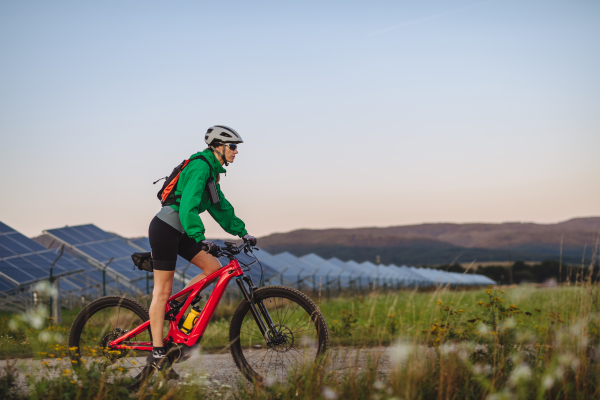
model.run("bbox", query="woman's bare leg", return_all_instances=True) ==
[149,270,175,348]
[175,251,222,302]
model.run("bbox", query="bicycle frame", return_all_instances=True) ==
[109,258,245,351]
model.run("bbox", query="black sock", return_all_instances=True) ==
[152,346,166,358]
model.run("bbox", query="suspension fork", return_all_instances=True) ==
[236,276,278,344]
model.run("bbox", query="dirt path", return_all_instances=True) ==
[1,347,394,390]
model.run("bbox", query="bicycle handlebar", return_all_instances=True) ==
[216,241,257,259]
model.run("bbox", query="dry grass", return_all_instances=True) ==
[1,273,599,399]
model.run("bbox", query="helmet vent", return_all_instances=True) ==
[205,125,243,146]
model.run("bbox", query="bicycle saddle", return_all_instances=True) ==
[131,252,153,272]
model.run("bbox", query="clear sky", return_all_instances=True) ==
[1,0,599,239]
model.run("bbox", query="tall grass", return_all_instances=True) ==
[2,276,598,399]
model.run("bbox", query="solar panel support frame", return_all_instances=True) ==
[0,266,86,295]
[42,230,141,294]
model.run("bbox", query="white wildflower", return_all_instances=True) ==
[440,343,455,356]
[264,375,276,387]
[558,353,574,366]
[477,323,490,335]
[473,363,493,376]
[390,340,414,365]
[542,375,554,390]
[39,331,64,343]
[487,389,512,400]
[554,366,564,380]
[373,380,385,390]
[500,318,516,332]
[34,281,58,297]
[322,386,338,399]
[508,364,532,387]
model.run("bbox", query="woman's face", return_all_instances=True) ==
[224,144,238,163]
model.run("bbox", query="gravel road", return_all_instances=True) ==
[1,347,393,390]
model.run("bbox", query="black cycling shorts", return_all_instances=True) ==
[148,216,205,271]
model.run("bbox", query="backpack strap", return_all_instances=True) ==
[192,155,214,176]
[165,154,216,206]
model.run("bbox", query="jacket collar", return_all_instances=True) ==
[201,148,226,174]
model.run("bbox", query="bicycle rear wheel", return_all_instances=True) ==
[229,286,329,385]
[68,296,151,383]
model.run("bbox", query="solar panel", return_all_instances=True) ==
[0,221,14,234]
[44,224,151,293]
[300,254,353,288]
[0,221,90,293]
[0,276,16,292]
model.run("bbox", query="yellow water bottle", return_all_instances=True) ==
[181,305,201,334]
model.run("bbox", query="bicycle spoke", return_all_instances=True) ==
[236,293,323,385]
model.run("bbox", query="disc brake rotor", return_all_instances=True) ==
[269,324,294,353]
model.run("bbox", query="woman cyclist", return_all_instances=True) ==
[146,125,257,374]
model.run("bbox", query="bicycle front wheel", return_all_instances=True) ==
[229,286,329,385]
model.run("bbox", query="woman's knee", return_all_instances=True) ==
[151,288,172,302]
[191,252,221,274]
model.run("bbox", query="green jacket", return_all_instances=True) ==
[170,148,247,242]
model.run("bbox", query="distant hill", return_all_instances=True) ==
[258,217,600,266]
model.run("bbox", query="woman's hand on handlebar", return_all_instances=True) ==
[201,240,219,256]
[243,234,257,246]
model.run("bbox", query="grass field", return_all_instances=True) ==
[2,283,596,357]
[1,280,599,399]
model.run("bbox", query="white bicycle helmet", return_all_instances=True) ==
[204,125,243,147]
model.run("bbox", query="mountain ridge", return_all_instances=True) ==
[258,217,600,265]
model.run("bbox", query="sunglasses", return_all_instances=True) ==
[225,143,238,151]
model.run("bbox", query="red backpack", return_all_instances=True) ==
[155,155,217,207]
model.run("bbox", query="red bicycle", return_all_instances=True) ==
[68,242,330,387]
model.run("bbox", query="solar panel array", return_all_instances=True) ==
[257,252,495,289]
[0,221,96,295]
[43,225,165,293]
[1,220,496,307]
